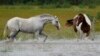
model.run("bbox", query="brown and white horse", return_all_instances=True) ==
[65,13,93,40]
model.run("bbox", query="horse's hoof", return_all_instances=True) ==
[43,37,47,43]
[43,39,46,43]
[5,40,13,44]
[91,38,94,41]
[76,39,80,42]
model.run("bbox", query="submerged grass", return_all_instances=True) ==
[0,6,100,39]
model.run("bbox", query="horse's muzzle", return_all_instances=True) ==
[56,25,60,30]
[65,22,72,27]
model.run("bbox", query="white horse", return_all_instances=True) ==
[3,14,61,42]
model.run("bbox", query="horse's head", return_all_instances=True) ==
[51,16,61,30]
[65,19,73,27]
[65,13,83,27]
[40,14,61,30]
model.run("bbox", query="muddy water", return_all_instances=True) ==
[0,35,100,56]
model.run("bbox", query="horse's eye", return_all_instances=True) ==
[56,21,58,23]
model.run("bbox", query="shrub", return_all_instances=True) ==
[40,4,56,8]
[79,4,85,8]
[61,3,71,8]
[86,14,94,21]
[88,4,96,9]
[96,12,100,20]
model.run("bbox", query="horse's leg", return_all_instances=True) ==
[89,31,94,41]
[75,31,83,41]
[9,31,19,41]
[75,32,79,41]
[79,32,83,40]
[85,31,94,40]
[39,29,48,42]
[34,31,40,40]
[40,32,48,42]
[74,27,79,41]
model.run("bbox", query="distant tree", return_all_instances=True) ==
[0,0,99,7]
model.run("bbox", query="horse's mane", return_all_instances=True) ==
[39,14,53,18]
[28,14,54,20]
[78,13,85,21]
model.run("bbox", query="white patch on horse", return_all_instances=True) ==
[83,14,91,26]
[73,15,78,19]
[76,22,83,33]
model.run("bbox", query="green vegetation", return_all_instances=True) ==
[0,0,100,8]
[0,6,100,40]
[96,12,100,20]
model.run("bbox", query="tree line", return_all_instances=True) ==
[0,0,100,8]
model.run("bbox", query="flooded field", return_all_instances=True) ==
[0,34,100,56]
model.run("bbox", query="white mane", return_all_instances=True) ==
[83,14,91,26]
[73,15,78,19]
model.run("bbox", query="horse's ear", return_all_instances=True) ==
[55,16,58,19]
[55,16,57,18]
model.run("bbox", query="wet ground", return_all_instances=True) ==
[0,34,100,56]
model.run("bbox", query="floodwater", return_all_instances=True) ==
[0,35,100,56]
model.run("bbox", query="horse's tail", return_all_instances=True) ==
[3,25,8,38]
